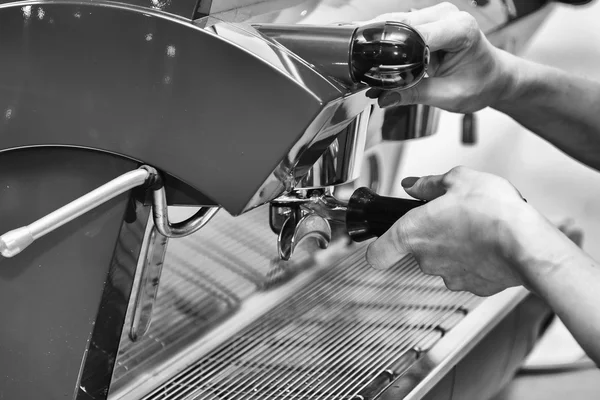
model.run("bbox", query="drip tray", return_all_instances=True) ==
[141,250,480,400]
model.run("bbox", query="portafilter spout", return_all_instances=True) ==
[271,188,425,260]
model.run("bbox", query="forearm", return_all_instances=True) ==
[494,51,600,171]
[514,214,600,365]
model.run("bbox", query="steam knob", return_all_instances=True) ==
[254,21,429,90]
[351,22,429,89]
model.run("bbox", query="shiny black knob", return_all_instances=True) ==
[351,21,429,89]
[346,187,425,242]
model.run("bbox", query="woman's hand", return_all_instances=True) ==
[365,166,575,297]
[365,3,519,113]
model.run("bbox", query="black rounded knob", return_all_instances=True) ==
[351,21,429,89]
[346,187,425,242]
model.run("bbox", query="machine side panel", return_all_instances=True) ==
[0,148,143,400]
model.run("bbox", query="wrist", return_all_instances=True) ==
[505,204,585,291]
[490,48,527,110]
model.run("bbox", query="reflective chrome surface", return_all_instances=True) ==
[152,185,220,238]
[129,225,169,342]
[0,1,369,215]
[298,108,371,189]
[381,104,441,141]
[351,21,429,90]
[253,23,358,86]
[278,212,331,260]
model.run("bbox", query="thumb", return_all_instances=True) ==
[366,217,413,270]
[402,174,448,201]
[377,77,466,111]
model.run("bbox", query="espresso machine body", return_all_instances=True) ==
[0,1,584,399]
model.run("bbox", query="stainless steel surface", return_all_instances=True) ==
[390,287,529,400]
[298,108,371,189]
[271,190,349,260]
[137,248,481,400]
[278,212,331,260]
[253,23,358,86]
[0,167,150,258]
[380,104,440,141]
[108,206,318,399]
[152,186,220,238]
[129,225,169,342]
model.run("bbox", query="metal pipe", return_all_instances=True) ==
[0,168,151,258]
[151,187,220,238]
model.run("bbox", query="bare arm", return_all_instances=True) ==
[495,54,600,171]
[513,221,600,364]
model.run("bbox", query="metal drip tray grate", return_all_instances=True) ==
[143,249,481,400]
[111,206,313,393]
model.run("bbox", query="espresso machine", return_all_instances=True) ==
[0,1,589,399]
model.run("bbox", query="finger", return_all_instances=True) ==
[378,76,467,111]
[366,216,414,270]
[365,3,460,26]
[402,174,448,201]
[415,12,480,52]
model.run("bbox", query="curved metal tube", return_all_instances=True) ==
[151,187,220,238]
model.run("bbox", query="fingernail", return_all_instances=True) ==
[366,88,384,99]
[379,92,402,108]
[401,177,419,189]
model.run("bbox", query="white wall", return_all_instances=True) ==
[396,1,600,260]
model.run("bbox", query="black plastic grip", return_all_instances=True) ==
[346,187,425,242]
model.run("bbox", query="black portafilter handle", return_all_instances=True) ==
[346,187,425,242]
